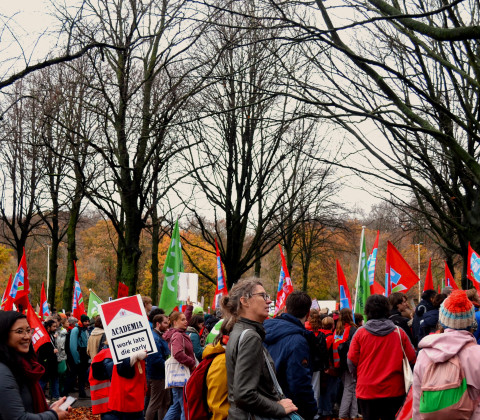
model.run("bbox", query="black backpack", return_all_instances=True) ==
[309,331,329,372]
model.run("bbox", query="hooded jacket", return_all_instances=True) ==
[412,299,434,346]
[203,341,229,420]
[163,327,196,371]
[264,313,317,420]
[413,329,480,419]
[418,308,439,341]
[348,319,416,399]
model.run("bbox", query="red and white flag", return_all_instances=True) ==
[26,302,50,351]
[275,245,293,315]
[212,239,228,310]
[72,261,85,319]
[39,282,50,320]
[1,274,13,311]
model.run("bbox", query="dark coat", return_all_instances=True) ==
[389,309,414,344]
[412,299,434,346]
[264,313,317,420]
[0,362,57,420]
[146,329,170,380]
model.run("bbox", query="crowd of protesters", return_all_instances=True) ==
[3,281,480,420]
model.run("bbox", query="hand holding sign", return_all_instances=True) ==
[98,295,157,364]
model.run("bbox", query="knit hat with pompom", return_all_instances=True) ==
[439,290,475,330]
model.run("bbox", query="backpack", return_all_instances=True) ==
[183,352,218,420]
[419,348,476,419]
[309,331,329,372]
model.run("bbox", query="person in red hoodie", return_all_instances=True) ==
[348,294,416,420]
[163,311,196,420]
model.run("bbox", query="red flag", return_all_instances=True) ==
[395,387,413,420]
[372,280,385,295]
[1,274,13,311]
[467,243,480,292]
[10,249,30,308]
[72,261,85,319]
[385,241,420,296]
[275,245,293,315]
[336,260,352,310]
[39,282,50,320]
[212,239,228,310]
[444,261,459,290]
[117,282,129,299]
[26,302,50,352]
[423,259,434,291]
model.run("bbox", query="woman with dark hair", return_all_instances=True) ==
[347,294,416,420]
[186,314,205,362]
[223,278,297,420]
[334,308,358,420]
[0,310,68,419]
[163,311,196,420]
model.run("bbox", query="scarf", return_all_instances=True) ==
[20,356,50,413]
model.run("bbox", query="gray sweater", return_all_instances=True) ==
[0,362,58,420]
[226,318,286,419]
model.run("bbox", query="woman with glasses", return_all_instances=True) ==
[0,310,69,420]
[223,278,298,420]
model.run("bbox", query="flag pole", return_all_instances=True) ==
[353,226,366,314]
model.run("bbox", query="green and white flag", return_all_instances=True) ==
[159,220,184,314]
[87,289,104,318]
[354,227,370,318]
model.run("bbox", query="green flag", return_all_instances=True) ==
[87,290,104,318]
[354,228,370,318]
[159,220,184,314]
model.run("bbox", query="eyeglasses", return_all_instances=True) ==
[10,328,33,336]
[251,292,271,302]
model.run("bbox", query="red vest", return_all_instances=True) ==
[333,325,351,369]
[89,348,112,415]
[108,358,147,413]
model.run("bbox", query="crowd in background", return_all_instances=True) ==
[3,282,480,420]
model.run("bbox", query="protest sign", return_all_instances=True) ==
[99,294,157,364]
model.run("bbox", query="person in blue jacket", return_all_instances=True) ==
[186,314,204,362]
[263,291,317,420]
[145,314,171,420]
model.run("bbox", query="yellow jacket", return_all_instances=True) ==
[203,341,229,420]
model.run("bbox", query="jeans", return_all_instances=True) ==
[318,374,340,415]
[164,387,185,420]
[40,376,60,399]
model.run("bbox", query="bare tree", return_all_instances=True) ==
[0,80,45,263]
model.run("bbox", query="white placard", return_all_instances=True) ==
[177,272,198,303]
[98,294,157,364]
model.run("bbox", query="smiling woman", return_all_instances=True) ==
[0,311,69,420]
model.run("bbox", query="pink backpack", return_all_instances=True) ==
[419,348,476,419]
